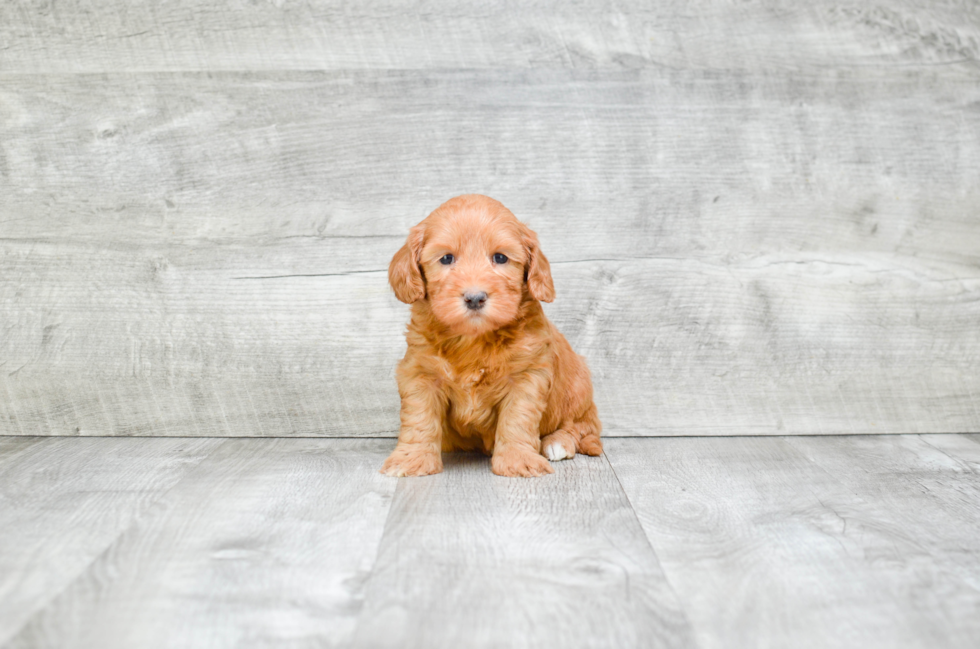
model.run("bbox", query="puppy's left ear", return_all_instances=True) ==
[389,224,426,303]
[520,224,555,303]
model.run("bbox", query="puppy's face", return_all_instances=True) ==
[389,195,554,336]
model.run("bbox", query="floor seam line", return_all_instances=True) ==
[347,469,403,642]
[602,448,703,649]
[0,437,230,646]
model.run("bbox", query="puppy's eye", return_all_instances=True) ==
[439,254,455,265]
[492,253,508,264]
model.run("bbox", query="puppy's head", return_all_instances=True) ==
[389,195,554,336]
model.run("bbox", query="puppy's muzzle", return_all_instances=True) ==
[464,291,488,311]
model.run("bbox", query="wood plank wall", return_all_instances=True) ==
[1,1,979,437]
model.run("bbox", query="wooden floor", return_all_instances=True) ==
[1,435,978,648]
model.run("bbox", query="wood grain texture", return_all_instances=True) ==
[787,434,980,611]
[0,436,43,465]
[1,438,397,649]
[352,452,695,649]
[0,436,222,647]
[1,1,977,72]
[3,70,979,251]
[922,433,980,469]
[605,436,980,649]
[1,435,977,647]
[3,3,980,438]
[2,66,979,436]
[788,434,980,532]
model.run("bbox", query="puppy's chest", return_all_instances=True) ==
[438,363,508,431]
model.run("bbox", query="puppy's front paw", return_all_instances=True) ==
[540,430,576,462]
[381,445,443,477]
[491,447,554,477]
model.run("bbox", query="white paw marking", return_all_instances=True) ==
[545,443,568,461]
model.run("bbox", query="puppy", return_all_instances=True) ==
[381,195,602,477]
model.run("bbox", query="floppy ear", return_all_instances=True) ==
[520,224,555,303]
[389,224,426,303]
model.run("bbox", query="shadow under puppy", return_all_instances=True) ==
[382,195,602,478]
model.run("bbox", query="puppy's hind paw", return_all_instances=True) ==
[540,430,576,462]
[578,432,603,457]
[544,443,568,461]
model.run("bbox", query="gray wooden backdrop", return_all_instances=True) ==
[1,1,978,437]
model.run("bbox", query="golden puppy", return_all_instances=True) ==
[381,194,602,478]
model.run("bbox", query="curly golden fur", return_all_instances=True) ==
[381,195,602,477]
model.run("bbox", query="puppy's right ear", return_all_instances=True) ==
[519,223,555,303]
[389,224,425,303]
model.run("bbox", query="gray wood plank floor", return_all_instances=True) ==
[1,435,978,648]
[353,453,693,649]
[0,436,223,646]
[606,436,980,649]
[1,438,396,649]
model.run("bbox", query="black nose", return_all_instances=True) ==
[464,291,488,311]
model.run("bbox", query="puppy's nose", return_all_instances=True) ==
[464,291,488,311]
